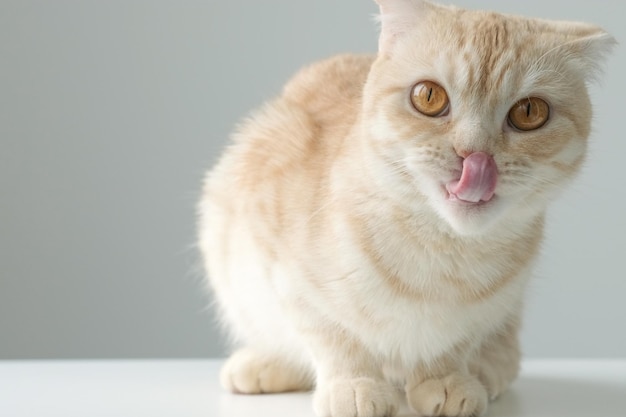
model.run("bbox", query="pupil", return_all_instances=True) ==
[526,102,531,118]
[427,88,433,102]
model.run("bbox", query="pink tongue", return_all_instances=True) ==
[446,152,498,203]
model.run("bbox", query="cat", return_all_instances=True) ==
[198,0,614,416]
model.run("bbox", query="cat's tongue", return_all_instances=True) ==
[446,152,498,203]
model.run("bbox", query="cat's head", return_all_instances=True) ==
[361,0,615,235]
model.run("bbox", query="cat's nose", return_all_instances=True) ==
[453,146,474,159]
[453,144,494,160]
[452,123,496,158]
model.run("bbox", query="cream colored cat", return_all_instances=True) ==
[198,1,614,416]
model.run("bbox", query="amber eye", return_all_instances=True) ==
[508,97,550,131]
[410,81,449,117]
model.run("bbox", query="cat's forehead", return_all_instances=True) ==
[436,12,548,94]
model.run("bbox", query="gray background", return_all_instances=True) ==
[1,0,624,360]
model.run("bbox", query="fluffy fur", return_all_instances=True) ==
[198,1,614,416]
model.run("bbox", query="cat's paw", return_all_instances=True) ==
[220,348,312,394]
[406,373,488,417]
[313,377,398,417]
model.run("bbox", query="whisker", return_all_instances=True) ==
[502,170,560,189]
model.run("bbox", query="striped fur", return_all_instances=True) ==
[198,1,614,416]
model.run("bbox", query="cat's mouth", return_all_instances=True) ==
[445,152,498,204]
[446,191,495,207]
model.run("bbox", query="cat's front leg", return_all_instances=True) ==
[309,330,399,417]
[405,347,488,417]
[469,318,521,400]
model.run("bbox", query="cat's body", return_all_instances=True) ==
[199,1,614,416]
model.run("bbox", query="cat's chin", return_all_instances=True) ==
[433,190,508,236]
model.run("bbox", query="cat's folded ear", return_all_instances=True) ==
[375,0,434,55]
[557,23,617,83]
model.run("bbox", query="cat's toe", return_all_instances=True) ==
[220,348,312,394]
[406,373,488,417]
[313,377,398,417]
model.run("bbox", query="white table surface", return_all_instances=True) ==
[1,359,624,417]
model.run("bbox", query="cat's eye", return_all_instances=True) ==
[411,81,449,117]
[507,97,550,131]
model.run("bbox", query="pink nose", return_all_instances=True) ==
[446,152,498,203]
[454,147,473,159]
